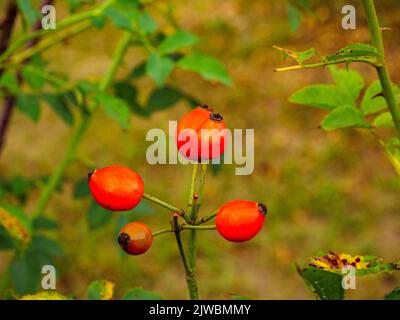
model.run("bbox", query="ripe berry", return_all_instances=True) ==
[88,166,144,211]
[176,106,226,161]
[216,200,267,242]
[118,222,153,255]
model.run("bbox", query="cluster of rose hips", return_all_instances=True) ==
[88,105,267,256]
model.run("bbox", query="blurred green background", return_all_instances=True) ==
[1,0,400,299]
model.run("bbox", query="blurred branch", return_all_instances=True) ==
[0,0,115,63]
[0,0,53,155]
[32,31,133,219]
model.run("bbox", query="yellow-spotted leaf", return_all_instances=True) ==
[0,204,31,247]
[20,291,69,300]
[308,252,399,276]
[87,280,115,300]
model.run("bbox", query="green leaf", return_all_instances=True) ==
[137,11,157,35]
[96,92,131,129]
[0,226,14,249]
[299,267,344,300]
[146,86,182,114]
[361,81,387,115]
[0,71,19,93]
[114,81,145,116]
[16,94,41,122]
[21,66,45,90]
[43,94,74,126]
[29,235,63,259]
[11,254,41,295]
[146,53,175,87]
[16,0,40,27]
[87,201,113,230]
[287,4,302,32]
[123,287,162,300]
[87,280,115,300]
[73,178,91,198]
[321,106,370,131]
[273,46,316,65]
[329,66,364,104]
[385,287,400,300]
[373,112,394,128]
[9,176,32,199]
[327,43,382,62]
[382,138,400,176]
[289,85,345,110]
[177,53,232,86]
[127,63,146,80]
[103,0,140,30]
[158,30,199,55]
[33,217,58,230]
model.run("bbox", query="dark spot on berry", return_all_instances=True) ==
[351,262,356,267]
[202,104,209,109]
[193,192,198,200]
[342,259,348,264]
[118,233,130,247]
[258,203,267,216]
[210,113,223,122]
[87,170,95,181]
[355,257,361,263]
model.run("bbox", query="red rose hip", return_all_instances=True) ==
[88,166,144,211]
[216,200,267,242]
[118,222,153,255]
[176,105,226,161]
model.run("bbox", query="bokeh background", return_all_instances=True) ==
[1,0,400,299]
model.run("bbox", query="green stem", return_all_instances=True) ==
[142,192,189,221]
[10,21,92,65]
[362,0,400,139]
[187,163,207,275]
[152,228,173,237]
[274,57,381,72]
[0,0,115,63]
[182,224,216,231]
[172,216,199,300]
[32,114,89,218]
[152,224,216,237]
[197,210,218,225]
[32,31,133,218]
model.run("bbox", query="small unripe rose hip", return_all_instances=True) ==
[118,222,153,255]
[216,200,267,242]
[88,166,144,211]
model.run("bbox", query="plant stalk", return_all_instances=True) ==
[172,216,199,300]
[362,0,400,139]
[32,31,133,218]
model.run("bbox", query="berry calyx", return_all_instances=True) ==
[88,166,144,211]
[118,222,153,255]
[216,200,267,242]
[176,106,226,161]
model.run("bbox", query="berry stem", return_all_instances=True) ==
[182,224,216,231]
[152,228,173,237]
[172,216,199,300]
[142,192,189,222]
[197,210,218,225]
